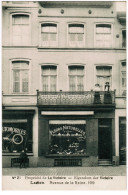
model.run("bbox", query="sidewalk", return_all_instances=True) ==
[2,165,127,176]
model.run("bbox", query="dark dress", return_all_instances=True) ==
[20,151,27,168]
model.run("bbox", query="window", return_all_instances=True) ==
[68,24,85,47]
[121,61,126,96]
[12,61,29,93]
[49,120,86,155]
[122,30,126,48]
[41,66,57,91]
[96,66,112,90]
[41,23,57,47]
[69,66,84,91]
[95,24,112,48]
[12,14,30,45]
[2,119,33,153]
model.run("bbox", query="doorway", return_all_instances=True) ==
[119,117,126,165]
[98,119,112,160]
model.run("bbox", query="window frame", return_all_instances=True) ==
[121,29,126,49]
[10,59,31,94]
[68,64,85,91]
[95,65,113,90]
[10,13,31,46]
[67,22,86,48]
[94,23,113,48]
[120,60,126,96]
[40,64,58,91]
[40,22,58,48]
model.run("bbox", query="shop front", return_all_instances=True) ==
[38,108,115,167]
[2,109,35,167]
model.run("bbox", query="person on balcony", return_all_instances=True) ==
[94,84,101,104]
[104,82,112,104]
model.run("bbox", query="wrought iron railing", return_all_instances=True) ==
[37,90,115,106]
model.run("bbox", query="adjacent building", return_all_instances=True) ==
[2,1,126,167]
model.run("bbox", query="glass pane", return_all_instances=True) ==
[122,30,126,48]
[96,24,111,34]
[22,71,28,82]
[42,67,49,75]
[50,34,56,41]
[50,76,56,91]
[69,34,76,41]
[21,15,29,24]
[122,73,126,87]
[77,76,84,91]
[69,76,76,91]
[13,71,20,81]
[42,24,57,33]
[69,67,76,75]
[13,82,20,93]
[22,82,28,92]
[2,122,32,153]
[77,67,84,75]
[69,24,84,33]
[50,67,56,75]
[42,76,49,91]
[12,15,22,24]
[49,122,86,155]
[42,33,48,41]
[77,34,83,41]
[12,15,29,25]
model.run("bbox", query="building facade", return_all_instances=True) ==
[2,1,126,167]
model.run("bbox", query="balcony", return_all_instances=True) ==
[37,91,115,107]
[39,1,113,8]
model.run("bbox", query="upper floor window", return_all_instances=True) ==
[122,30,126,48]
[41,66,57,91]
[68,24,85,47]
[68,66,84,91]
[96,66,112,90]
[95,24,112,48]
[12,14,30,45]
[41,23,57,47]
[121,61,126,96]
[12,61,29,93]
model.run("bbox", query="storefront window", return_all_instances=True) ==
[49,120,86,155]
[2,119,32,153]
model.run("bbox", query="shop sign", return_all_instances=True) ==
[50,125,85,136]
[2,127,26,135]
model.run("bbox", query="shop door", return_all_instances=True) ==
[98,119,112,160]
[119,117,126,165]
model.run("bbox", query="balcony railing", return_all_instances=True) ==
[37,90,115,106]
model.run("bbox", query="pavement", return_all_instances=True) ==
[2,165,127,176]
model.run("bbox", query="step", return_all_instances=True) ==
[98,159,112,166]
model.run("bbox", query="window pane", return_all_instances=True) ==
[2,122,32,153]
[96,24,111,34]
[13,82,20,93]
[22,82,28,92]
[49,121,86,155]
[122,30,126,48]
[42,24,57,33]
[42,33,49,41]
[42,76,49,91]
[69,34,76,41]
[122,72,126,87]
[69,24,84,33]
[12,15,29,25]
[77,34,83,41]
[69,76,76,91]
[77,76,84,91]
[13,70,20,81]
[50,67,57,75]
[50,76,56,91]
[50,34,56,41]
